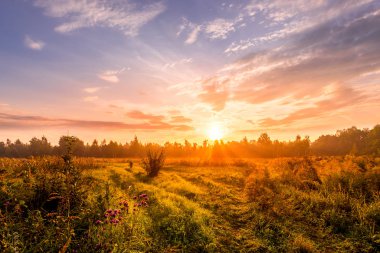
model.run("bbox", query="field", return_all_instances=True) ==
[1,156,380,252]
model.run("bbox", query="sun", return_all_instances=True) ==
[207,123,225,140]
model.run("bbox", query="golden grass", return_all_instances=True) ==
[1,155,379,252]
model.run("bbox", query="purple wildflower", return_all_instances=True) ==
[139,194,148,199]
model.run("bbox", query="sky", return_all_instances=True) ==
[0,0,380,145]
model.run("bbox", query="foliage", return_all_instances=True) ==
[1,125,380,158]
[0,156,151,251]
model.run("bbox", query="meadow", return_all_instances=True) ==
[1,155,379,252]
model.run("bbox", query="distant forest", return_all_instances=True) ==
[1,125,379,158]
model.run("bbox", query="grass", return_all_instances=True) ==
[0,156,379,252]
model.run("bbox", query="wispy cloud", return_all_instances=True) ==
[258,86,367,127]
[162,58,192,69]
[125,110,195,130]
[170,115,192,123]
[0,113,193,131]
[83,96,98,102]
[34,0,166,36]
[179,16,243,44]
[198,77,230,111]
[185,25,202,44]
[226,0,377,54]
[205,18,236,40]
[24,35,45,50]
[98,68,125,83]
[126,110,165,123]
[196,1,380,130]
[83,87,102,93]
[245,0,326,23]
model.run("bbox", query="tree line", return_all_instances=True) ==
[0,125,379,158]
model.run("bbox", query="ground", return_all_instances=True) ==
[1,156,379,252]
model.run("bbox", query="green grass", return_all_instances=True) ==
[1,156,379,252]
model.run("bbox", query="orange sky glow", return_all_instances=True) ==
[1,1,379,145]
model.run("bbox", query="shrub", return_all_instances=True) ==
[141,148,165,177]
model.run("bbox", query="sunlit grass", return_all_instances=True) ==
[1,156,379,252]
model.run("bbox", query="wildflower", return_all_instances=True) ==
[95,220,103,225]
[111,218,119,224]
[139,193,148,199]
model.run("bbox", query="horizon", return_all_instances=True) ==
[1,124,377,146]
[1,1,380,144]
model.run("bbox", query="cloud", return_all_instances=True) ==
[197,1,380,128]
[226,0,377,54]
[83,96,98,102]
[205,18,235,40]
[126,110,165,124]
[245,0,326,23]
[185,25,202,44]
[170,116,192,123]
[109,104,124,110]
[258,86,367,127]
[224,21,308,54]
[167,109,181,115]
[179,16,242,44]
[24,35,45,50]
[83,87,102,93]
[162,58,192,69]
[34,0,166,36]
[98,68,125,83]
[125,110,195,130]
[198,77,230,111]
[0,112,193,131]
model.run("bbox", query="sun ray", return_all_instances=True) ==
[207,123,225,140]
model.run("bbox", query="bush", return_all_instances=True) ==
[142,148,165,177]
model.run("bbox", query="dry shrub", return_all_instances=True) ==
[142,148,165,177]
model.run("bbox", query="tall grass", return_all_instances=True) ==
[1,155,379,252]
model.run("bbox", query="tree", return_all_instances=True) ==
[258,133,272,146]
[58,136,85,157]
[0,142,5,157]
[29,136,51,156]
[129,136,142,157]
[90,139,100,157]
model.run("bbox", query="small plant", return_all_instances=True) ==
[141,148,165,177]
